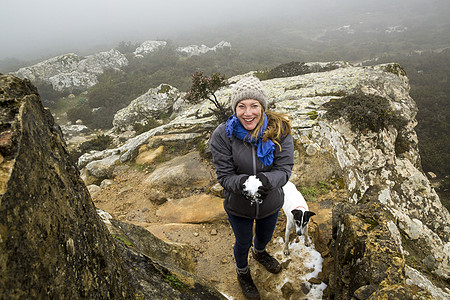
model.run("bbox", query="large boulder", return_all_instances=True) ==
[112,84,182,132]
[0,74,134,298]
[145,151,214,191]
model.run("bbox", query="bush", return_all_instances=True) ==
[323,93,397,132]
[184,72,231,123]
[69,134,113,163]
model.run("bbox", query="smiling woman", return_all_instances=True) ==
[210,76,294,299]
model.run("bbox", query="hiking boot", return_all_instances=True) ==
[236,268,260,299]
[252,249,282,274]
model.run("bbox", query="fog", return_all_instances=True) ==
[1,0,449,61]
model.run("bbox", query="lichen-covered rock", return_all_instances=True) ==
[112,84,181,132]
[0,74,135,298]
[14,49,128,92]
[328,201,434,299]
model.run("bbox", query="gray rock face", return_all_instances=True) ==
[112,84,182,132]
[0,74,134,298]
[14,49,128,92]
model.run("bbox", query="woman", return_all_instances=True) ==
[210,76,294,299]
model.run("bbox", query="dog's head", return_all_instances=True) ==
[291,209,316,236]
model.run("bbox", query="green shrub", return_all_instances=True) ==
[323,93,396,132]
[78,134,113,153]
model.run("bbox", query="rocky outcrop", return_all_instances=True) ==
[0,74,225,299]
[133,40,231,58]
[112,83,182,132]
[133,40,168,57]
[14,49,128,92]
[77,62,450,298]
[176,41,231,57]
[328,201,435,299]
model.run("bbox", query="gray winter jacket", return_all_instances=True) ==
[210,122,294,219]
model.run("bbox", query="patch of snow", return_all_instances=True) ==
[243,175,262,196]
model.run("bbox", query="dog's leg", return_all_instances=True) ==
[304,225,311,247]
[284,222,293,255]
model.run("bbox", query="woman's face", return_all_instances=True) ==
[235,99,262,131]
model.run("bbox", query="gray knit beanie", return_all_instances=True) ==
[231,76,268,113]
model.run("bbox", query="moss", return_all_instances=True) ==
[163,274,186,291]
[158,84,171,94]
[323,93,396,133]
[384,63,407,77]
[395,134,410,156]
[111,234,135,247]
[306,111,319,120]
[363,217,380,231]
[78,135,113,153]
[254,70,270,81]
[133,119,160,135]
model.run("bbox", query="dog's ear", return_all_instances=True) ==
[304,211,316,220]
[291,209,303,218]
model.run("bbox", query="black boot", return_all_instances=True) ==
[236,268,260,299]
[252,248,282,274]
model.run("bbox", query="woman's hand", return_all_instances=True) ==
[255,173,270,200]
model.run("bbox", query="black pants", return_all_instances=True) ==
[227,211,279,269]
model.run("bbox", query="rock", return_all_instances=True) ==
[176,41,231,57]
[84,154,120,184]
[156,194,226,223]
[100,179,115,188]
[14,49,128,92]
[135,145,164,165]
[147,188,168,205]
[112,84,182,132]
[60,124,90,138]
[427,171,437,179]
[133,40,167,56]
[328,201,434,299]
[87,184,102,198]
[145,151,213,190]
[0,74,135,298]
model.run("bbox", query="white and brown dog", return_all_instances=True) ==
[282,181,316,255]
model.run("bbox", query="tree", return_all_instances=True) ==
[184,72,231,123]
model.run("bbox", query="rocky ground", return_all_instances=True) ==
[91,164,347,299]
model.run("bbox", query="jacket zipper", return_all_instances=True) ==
[252,146,260,218]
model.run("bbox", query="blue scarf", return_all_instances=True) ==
[225,114,275,166]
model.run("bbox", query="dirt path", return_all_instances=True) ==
[92,165,334,299]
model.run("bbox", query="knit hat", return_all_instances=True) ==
[231,76,268,113]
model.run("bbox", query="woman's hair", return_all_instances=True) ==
[250,109,292,149]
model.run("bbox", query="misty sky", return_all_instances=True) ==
[1,0,448,61]
[1,0,312,60]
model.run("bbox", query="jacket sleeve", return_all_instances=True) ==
[260,133,294,189]
[210,123,247,194]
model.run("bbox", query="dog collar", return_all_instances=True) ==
[294,205,307,211]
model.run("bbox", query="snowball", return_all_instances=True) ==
[243,175,262,196]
